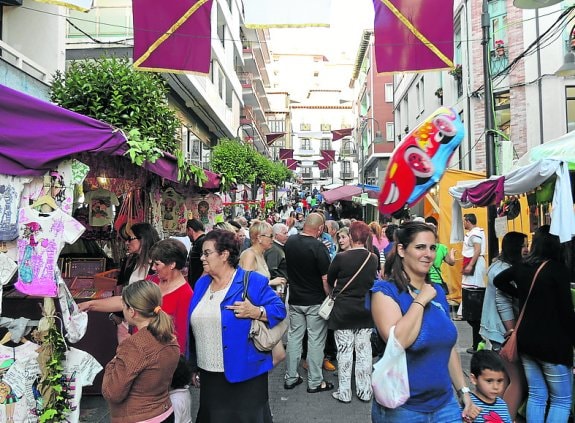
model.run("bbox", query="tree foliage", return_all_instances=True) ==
[211,138,291,187]
[50,56,180,154]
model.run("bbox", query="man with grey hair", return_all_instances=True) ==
[264,223,289,296]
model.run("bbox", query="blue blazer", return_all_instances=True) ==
[188,267,287,383]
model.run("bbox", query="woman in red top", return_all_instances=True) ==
[80,238,193,354]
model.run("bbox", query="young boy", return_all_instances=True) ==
[469,350,512,423]
[169,355,193,423]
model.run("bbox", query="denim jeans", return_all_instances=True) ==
[521,354,573,423]
[285,304,328,389]
[371,395,462,423]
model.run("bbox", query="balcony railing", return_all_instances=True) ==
[0,40,49,82]
[340,171,354,180]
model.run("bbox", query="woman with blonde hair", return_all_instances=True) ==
[239,220,287,365]
[336,227,351,252]
[369,221,389,254]
[102,280,180,423]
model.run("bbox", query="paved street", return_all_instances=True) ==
[79,321,474,422]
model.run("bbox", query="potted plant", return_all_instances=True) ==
[448,64,462,79]
[495,40,506,57]
[434,87,443,100]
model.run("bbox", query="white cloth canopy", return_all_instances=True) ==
[449,159,575,243]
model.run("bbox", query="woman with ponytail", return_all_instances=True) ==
[102,280,180,423]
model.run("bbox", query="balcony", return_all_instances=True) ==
[301,171,313,180]
[340,171,355,180]
[319,169,331,180]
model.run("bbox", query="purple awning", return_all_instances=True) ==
[0,83,128,176]
[0,84,220,188]
[323,185,379,204]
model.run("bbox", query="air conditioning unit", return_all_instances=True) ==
[321,123,331,132]
[300,123,311,131]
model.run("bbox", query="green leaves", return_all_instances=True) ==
[211,138,291,188]
[125,129,164,166]
[174,150,208,185]
[50,56,180,156]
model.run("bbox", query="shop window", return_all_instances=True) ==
[566,86,575,132]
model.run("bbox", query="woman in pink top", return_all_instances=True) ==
[369,221,388,252]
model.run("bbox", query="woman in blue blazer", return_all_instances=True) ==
[188,229,287,422]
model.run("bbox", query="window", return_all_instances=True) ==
[416,79,424,115]
[341,160,351,173]
[268,119,285,133]
[320,138,331,150]
[300,138,311,150]
[566,86,575,132]
[384,83,393,103]
[386,122,395,141]
[494,91,510,137]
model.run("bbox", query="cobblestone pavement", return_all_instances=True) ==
[79,321,473,422]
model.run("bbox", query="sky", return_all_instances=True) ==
[268,0,375,62]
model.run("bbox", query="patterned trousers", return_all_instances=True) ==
[334,328,373,402]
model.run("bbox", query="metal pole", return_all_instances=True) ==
[482,0,499,261]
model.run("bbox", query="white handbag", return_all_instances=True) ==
[372,325,410,408]
[318,252,372,320]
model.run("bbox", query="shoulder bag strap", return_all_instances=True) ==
[332,251,372,300]
[514,260,548,331]
[242,270,251,301]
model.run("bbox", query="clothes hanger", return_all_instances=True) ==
[31,194,58,212]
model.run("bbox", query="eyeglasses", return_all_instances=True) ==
[126,237,140,242]
[201,250,216,257]
[259,234,273,239]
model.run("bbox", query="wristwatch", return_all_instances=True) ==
[458,386,471,396]
[258,306,265,320]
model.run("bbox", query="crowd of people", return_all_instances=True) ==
[80,196,574,423]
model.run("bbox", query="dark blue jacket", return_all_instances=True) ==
[188,267,287,383]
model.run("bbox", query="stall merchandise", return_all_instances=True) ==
[449,159,575,243]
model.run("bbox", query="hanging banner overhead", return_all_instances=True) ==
[33,0,92,12]
[243,0,331,28]
[133,0,213,74]
[331,128,353,141]
[285,159,299,170]
[320,150,336,163]
[372,0,454,73]
[266,132,285,146]
[317,159,330,171]
[279,148,294,160]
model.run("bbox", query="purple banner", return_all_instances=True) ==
[373,0,453,73]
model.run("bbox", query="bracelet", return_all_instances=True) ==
[412,301,425,309]
[258,306,265,320]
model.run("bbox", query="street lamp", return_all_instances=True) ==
[236,123,257,150]
[555,24,575,77]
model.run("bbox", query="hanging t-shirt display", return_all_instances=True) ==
[161,188,186,233]
[20,160,90,217]
[0,176,32,241]
[16,207,85,297]
[0,341,40,423]
[186,193,223,230]
[0,254,17,315]
[83,188,119,227]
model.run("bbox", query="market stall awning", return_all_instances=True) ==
[515,131,575,169]
[0,83,220,188]
[323,184,379,204]
[448,159,575,243]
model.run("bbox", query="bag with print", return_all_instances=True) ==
[56,270,88,343]
[372,325,410,408]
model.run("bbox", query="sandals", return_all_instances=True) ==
[284,376,303,390]
[307,381,334,393]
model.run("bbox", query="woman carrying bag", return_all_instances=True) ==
[494,225,575,423]
[327,221,378,403]
[371,222,480,422]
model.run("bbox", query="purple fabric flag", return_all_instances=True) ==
[266,132,285,146]
[320,149,336,163]
[373,0,454,73]
[317,159,329,171]
[285,159,298,170]
[279,148,294,161]
[461,176,506,206]
[331,128,353,141]
[133,0,213,74]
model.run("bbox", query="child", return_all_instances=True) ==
[469,350,512,423]
[170,355,193,423]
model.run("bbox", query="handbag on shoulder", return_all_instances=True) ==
[242,271,288,352]
[318,251,372,320]
[500,260,548,363]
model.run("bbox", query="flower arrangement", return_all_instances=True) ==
[448,64,462,78]
[495,40,505,48]
[495,40,506,57]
